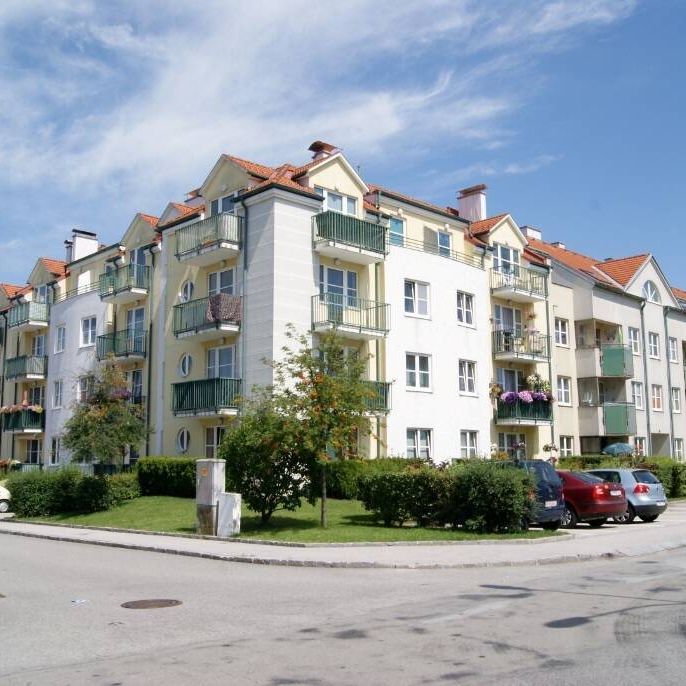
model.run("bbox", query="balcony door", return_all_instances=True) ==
[126,307,145,355]
[493,305,523,335]
[32,334,46,357]
[496,368,525,393]
[127,369,143,404]
[131,248,147,287]
[208,268,234,296]
[207,346,235,379]
[493,243,520,277]
[27,385,45,406]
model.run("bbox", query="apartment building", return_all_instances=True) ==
[1,140,684,466]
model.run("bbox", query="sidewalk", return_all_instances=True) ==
[2,502,686,569]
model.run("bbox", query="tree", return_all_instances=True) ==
[62,365,147,466]
[220,401,315,524]
[269,326,375,527]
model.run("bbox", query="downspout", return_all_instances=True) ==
[238,198,249,406]
[144,244,158,457]
[544,266,555,451]
[0,311,7,450]
[374,190,384,459]
[640,299,652,454]
[663,306,675,456]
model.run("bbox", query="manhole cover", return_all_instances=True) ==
[121,599,182,610]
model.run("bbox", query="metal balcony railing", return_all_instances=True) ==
[313,211,388,255]
[311,293,390,335]
[2,409,45,432]
[175,213,243,258]
[490,265,547,298]
[7,301,50,328]
[495,398,553,423]
[173,294,242,336]
[492,330,550,359]
[96,329,147,360]
[363,381,391,412]
[3,355,48,379]
[98,264,150,298]
[171,378,242,414]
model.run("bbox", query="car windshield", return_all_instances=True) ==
[570,471,603,483]
[525,461,560,484]
[633,470,660,484]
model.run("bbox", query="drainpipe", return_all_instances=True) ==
[640,299,652,454]
[373,190,384,459]
[663,306,675,456]
[544,267,555,451]
[144,244,158,457]
[0,311,7,450]
[238,198,249,405]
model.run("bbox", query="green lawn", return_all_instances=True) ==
[26,496,555,543]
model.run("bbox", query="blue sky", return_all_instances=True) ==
[1,0,684,286]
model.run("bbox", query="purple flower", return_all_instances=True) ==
[532,391,547,401]
[518,390,534,404]
[500,391,518,404]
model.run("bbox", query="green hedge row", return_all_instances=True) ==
[357,461,535,533]
[136,457,198,498]
[5,469,140,518]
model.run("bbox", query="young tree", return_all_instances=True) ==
[62,365,147,466]
[269,326,375,527]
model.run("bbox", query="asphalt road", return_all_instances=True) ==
[2,536,686,685]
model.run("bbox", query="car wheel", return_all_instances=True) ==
[588,519,606,528]
[614,504,636,524]
[541,520,561,531]
[0,500,9,514]
[561,505,578,529]
[639,514,659,523]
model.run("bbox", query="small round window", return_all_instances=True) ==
[180,280,195,303]
[642,280,661,304]
[176,428,190,454]
[178,353,192,377]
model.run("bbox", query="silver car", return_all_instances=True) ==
[587,468,667,523]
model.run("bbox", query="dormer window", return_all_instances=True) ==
[33,284,49,304]
[314,186,357,216]
[210,195,235,216]
[642,280,661,304]
[493,243,520,276]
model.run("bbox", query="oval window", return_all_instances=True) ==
[176,428,190,454]
[180,280,195,303]
[178,353,192,377]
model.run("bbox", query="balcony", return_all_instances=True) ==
[312,294,390,340]
[175,213,242,265]
[312,211,388,264]
[173,294,242,340]
[364,381,391,413]
[576,344,634,379]
[495,398,553,425]
[171,378,242,417]
[490,266,547,303]
[492,330,550,363]
[99,264,150,304]
[2,408,45,434]
[579,402,637,436]
[4,355,48,380]
[7,301,50,331]
[96,329,147,362]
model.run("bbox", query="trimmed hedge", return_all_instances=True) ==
[136,457,198,498]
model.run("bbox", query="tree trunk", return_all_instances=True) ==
[320,463,328,528]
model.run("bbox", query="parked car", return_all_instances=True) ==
[509,460,565,530]
[0,484,10,513]
[556,470,626,528]
[587,468,667,523]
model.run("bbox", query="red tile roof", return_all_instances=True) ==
[594,254,649,286]
[672,286,686,301]
[139,213,159,227]
[0,283,24,298]
[40,258,67,277]
[226,155,275,179]
[469,213,508,236]
[248,164,320,198]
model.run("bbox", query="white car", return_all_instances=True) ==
[0,484,11,513]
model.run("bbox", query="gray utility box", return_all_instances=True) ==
[196,459,225,535]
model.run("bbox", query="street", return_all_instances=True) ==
[2,535,686,685]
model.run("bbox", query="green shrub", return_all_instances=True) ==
[5,470,70,517]
[106,472,141,507]
[137,457,197,498]
[74,475,111,513]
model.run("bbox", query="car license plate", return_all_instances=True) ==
[545,500,558,508]
[657,501,666,506]
[610,490,622,496]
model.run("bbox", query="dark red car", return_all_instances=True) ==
[556,470,627,528]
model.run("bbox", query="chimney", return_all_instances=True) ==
[457,184,487,222]
[551,241,566,250]
[521,225,542,241]
[68,229,99,262]
[308,140,339,161]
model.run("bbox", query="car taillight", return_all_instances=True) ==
[633,483,650,494]
[593,484,608,498]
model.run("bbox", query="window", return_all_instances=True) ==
[651,384,663,411]
[208,268,234,296]
[26,439,42,464]
[33,284,49,304]
[406,429,432,459]
[207,346,235,378]
[493,305,522,336]
[642,280,661,303]
[458,360,476,394]
[32,334,46,357]
[76,376,94,403]
[320,265,358,306]
[178,353,192,377]
[554,318,569,346]
[180,280,194,303]
[493,243,520,275]
[315,186,357,216]
[560,436,574,457]
[632,381,644,410]
[635,437,646,456]
[628,327,641,355]
[648,332,660,358]
[498,432,526,456]
[497,367,525,392]
[50,437,61,465]
[210,195,236,216]
[456,291,474,326]
[176,428,190,454]
[389,216,404,247]
[205,427,226,459]
[55,325,66,353]
[672,388,681,413]
[438,231,451,257]
[669,337,679,363]
[675,439,684,461]
[53,380,63,409]
[80,316,96,347]
[404,280,429,316]
[27,386,44,406]
[460,431,478,458]
[406,353,431,390]
[557,376,571,405]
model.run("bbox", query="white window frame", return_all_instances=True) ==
[643,280,661,303]
[55,325,66,353]
[493,243,520,275]
[314,186,358,216]
[389,216,404,247]
[438,231,451,257]
[560,436,574,457]
[406,428,432,459]
[456,291,474,326]
[460,431,478,458]
[498,432,526,456]
[554,318,569,346]
[80,316,97,347]
[26,439,42,464]
[180,280,195,303]
[493,304,523,336]
[404,279,430,317]
[648,332,660,359]
[675,438,684,460]
[205,426,226,459]
[635,437,646,456]
[651,384,663,412]
[50,437,61,465]
[208,268,234,297]
[53,380,63,409]
[207,345,235,379]
[32,334,46,357]
[672,387,681,414]
[669,337,679,363]
[458,359,476,395]
[176,428,190,454]
[632,381,644,410]
[628,327,641,355]
[178,353,192,378]
[406,353,431,391]
[557,376,571,405]
[76,376,93,403]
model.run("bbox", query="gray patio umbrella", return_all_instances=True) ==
[601,442,634,456]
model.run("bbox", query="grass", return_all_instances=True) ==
[25,496,555,543]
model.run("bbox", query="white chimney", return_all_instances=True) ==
[457,184,487,222]
[69,229,99,262]
[521,225,542,241]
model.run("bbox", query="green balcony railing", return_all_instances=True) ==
[492,330,550,360]
[98,264,150,299]
[173,294,242,336]
[603,402,637,435]
[600,344,634,377]
[363,381,391,413]
[171,378,242,415]
[4,355,47,379]
[7,301,50,328]
[495,398,553,424]
[312,294,390,335]
[175,213,243,258]
[490,265,547,298]
[96,329,147,360]
[2,409,45,432]
[313,211,388,255]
